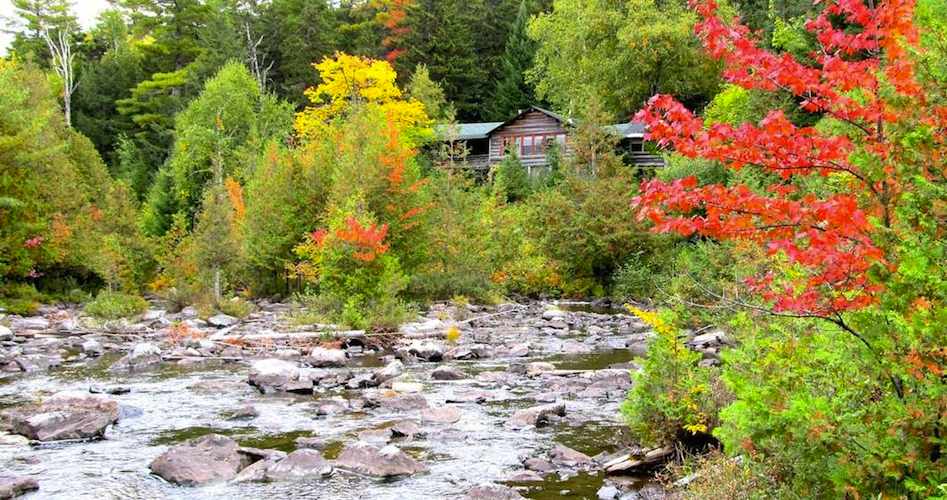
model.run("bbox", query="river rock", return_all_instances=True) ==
[308,347,347,367]
[463,483,524,499]
[549,444,593,468]
[0,475,39,499]
[421,406,461,424]
[398,341,444,362]
[81,339,104,357]
[10,317,49,332]
[391,381,424,394]
[208,314,238,328]
[110,342,162,372]
[335,442,427,477]
[248,359,306,393]
[150,434,247,486]
[0,326,12,341]
[507,402,565,429]
[230,404,258,420]
[541,309,567,321]
[431,366,466,380]
[372,360,404,385]
[597,485,621,499]
[390,420,424,439]
[4,391,119,442]
[525,362,555,377]
[263,449,332,481]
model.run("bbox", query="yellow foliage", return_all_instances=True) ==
[445,325,461,343]
[294,53,431,144]
[625,305,675,336]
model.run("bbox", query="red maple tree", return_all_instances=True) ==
[633,0,947,318]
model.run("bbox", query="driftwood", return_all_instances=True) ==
[602,445,675,474]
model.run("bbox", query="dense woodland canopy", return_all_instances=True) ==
[1,0,945,497]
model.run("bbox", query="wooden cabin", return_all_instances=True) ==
[436,106,664,173]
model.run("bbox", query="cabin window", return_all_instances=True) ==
[630,140,644,152]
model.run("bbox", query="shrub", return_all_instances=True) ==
[668,451,775,500]
[492,152,532,203]
[217,297,256,319]
[621,306,728,447]
[84,291,148,320]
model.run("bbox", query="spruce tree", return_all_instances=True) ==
[488,0,538,120]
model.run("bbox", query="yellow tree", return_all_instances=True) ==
[294,53,432,145]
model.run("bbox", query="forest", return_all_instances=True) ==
[0,0,944,498]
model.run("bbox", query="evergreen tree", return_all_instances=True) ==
[488,0,538,120]
[142,62,293,236]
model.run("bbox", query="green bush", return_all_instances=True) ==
[218,297,256,319]
[84,292,149,320]
[621,307,728,447]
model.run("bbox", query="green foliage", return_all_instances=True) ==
[528,0,721,118]
[84,291,149,319]
[492,153,532,203]
[621,307,727,446]
[488,0,539,121]
[142,62,293,235]
[243,144,329,294]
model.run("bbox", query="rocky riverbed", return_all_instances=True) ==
[0,300,730,499]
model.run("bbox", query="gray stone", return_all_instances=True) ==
[208,314,238,328]
[525,362,555,377]
[549,444,593,468]
[4,391,119,442]
[597,485,621,500]
[421,406,461,424]
[0,475,39,499]
[149,434,246,486]
[0,326,12,341]
[81,339,103,357]
[110,342,162,372]
[541,309,567,321]
[335,442,427,477]
[463,483,524,499]
[398,341,444,362]
[431,366,466,380]
[264,449,331,481]
[230,404,258,420]
[248,359,306,394]
[372,359,404,385]
[390,420,424,439]
[507,402,565,429]
[308,347,347,367]
[10,317,49,332]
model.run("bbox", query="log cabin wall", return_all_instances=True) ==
[488,110,571,168]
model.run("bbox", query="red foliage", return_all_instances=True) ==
[633,0,947,317]
[380,0,412,63]
[335,217,390,262]
[23,236,43,249]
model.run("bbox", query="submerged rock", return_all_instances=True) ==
[548,444,594,468]
[335,442,427,477]
[150,434,246,486]
[3,391,119,442]
[0,475,39,499]
[372,359,404,385]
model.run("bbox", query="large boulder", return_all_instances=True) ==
[248,359,308,394]
[264,449,332,481]
[507,402,565,429]
[3,391,119,442]
[0,475,39,499]
[335,442,427,477]
[548,444,594,468]
[308,347,347,367]
[110,342,162,372]
[10,317,49,332]
[149,434,247,486]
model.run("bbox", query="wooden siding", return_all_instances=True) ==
[488,110,571,166]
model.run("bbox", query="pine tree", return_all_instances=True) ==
[488,0,538,120]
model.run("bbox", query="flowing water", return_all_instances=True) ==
[0,304,658,499]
